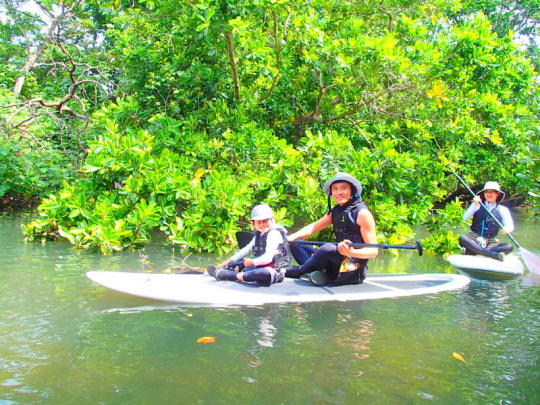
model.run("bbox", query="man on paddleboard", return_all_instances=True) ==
[459,181,514,261]
[207,204,291,286]
[284,172,378,286]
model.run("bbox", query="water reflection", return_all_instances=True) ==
[213,303,378,404]
[241,307,282,371]
[335,318,374,361]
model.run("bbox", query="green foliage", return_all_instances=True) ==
[0,140,72,198]
[23,99,429,253]
[5,0,538,255]
[422,200,468,255]
[0,89,77,200]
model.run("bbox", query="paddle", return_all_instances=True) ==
[291,239,423,255]
[236,231,256,249]
[235,231,423,255]
[446,164,540,274]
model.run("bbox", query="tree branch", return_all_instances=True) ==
[224,31,241,101]
[258,10,283,103]
[293,68,337,125]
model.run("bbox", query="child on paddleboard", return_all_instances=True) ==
[207,204,291,286]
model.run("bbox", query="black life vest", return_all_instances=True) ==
[471,204,503,237]
[252,225,291,269]
[330,198,368,265]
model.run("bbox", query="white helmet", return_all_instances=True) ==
[250,204,274,220]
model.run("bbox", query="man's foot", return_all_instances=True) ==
[309,271,329,286]
[497,252,505,262]
[284,265,303,278]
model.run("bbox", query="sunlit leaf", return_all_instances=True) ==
[453,352,466,362]
[197,336,216,344]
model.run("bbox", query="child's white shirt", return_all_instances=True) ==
[230,228,285,266]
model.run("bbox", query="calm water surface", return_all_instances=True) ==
[1,211,538,404]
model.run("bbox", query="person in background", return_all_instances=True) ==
[207,204,291,286]
[285,172,378,286]
[459,181,514,261]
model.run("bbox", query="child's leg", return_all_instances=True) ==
[226,259,245,272]
[241,266,283,286]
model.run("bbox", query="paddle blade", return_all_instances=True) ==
[520,247,540,275]
[416,241,424,256]
[236,231,255,248]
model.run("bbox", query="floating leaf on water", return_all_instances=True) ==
[453,352,466,362]
[197,336,216,344]
[185,313,193,317]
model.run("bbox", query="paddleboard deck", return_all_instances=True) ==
[86,271,470,306]
[447,254,524,279]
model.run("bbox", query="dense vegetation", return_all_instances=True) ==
[1,0,538,254]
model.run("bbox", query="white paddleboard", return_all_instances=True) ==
[87,271,470,306]
[447,254,524,279]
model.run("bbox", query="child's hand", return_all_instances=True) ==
[473,195,481,206]
[218,259,231,267]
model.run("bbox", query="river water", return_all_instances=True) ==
[1,211,538,404]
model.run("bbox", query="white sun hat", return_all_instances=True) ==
[477,181,505,202]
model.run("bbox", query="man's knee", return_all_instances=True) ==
[316,242,338,255]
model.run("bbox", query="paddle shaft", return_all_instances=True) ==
[290,239,423,256]
[446,164,521,248]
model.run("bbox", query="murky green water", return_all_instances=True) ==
[1,211,539,404]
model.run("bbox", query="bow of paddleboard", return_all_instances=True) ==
[447,254,524,279]
[86,271,470,306]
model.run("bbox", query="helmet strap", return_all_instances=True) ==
[326,194,332,214]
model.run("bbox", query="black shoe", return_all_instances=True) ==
[310,271,329,286]
[485,250,505,262]
[207,265,220,277]
[214,268,238,281]
[284,265,303,278]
